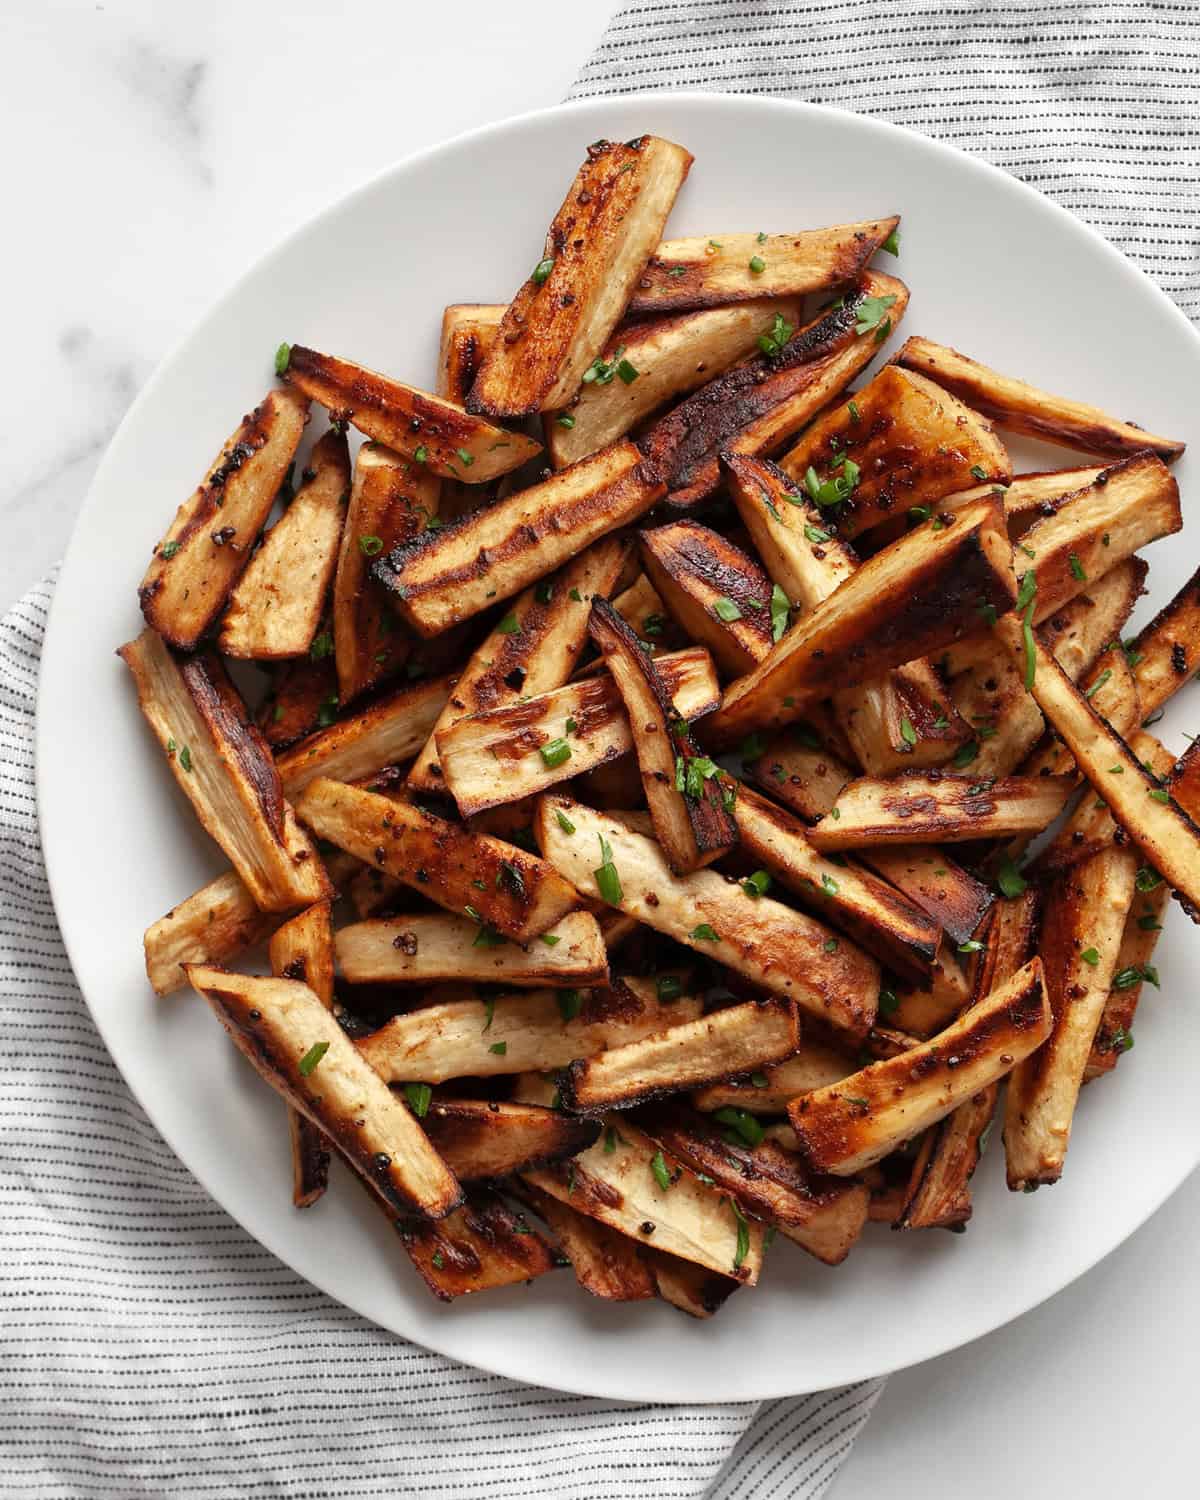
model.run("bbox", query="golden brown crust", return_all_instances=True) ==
[420,1099,600,1180]
[396,1191,561,1301]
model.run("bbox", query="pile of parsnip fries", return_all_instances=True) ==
[122,131,1199,1314]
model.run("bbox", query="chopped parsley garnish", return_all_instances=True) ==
[730,1199,751,1270]
[413,444,429,464]
[899,716,918,747]
[650,1151,672,1191]
[848,399,861,423]
[274,342,291,376]
[1080,947,1100,966]
[713,596,743,623]
[1069,553,1087,581]
[657,975,683,1003]
[804,458,859,509]
[958,938,985,954]
[540,737,572,769]
[404,1082,432,1117]
[358,534,383,557]
[557,989,583,1022]
[496,612,521,635]
[757,312,795,358]
[690,923,720,942]
[821,873,839,897]
[555,809,576,836]
[882,229,901,256]
[616,358,639,384]
[297,1041,329,1076]
[748,255,766,274]
[178,745,193,772]
[489,1041,507,1055]
[741,869,772,899]
[556,413,575,429]
[594,833,622,904]
[804,524,831,544]
[456,448,474,466]
[879,986,899,1016]
[531,256,555,284]
[1085,668,1112,700]
[770,583,790,642]
[160,540,181,559]
[1135,865,1162,893]
[310,630,334,661]
[854,293,897,337]
[713,1107,764,1149]
[995,855,1028,899]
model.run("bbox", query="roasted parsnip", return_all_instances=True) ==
[356,976,701,1083]
[808,772,1073,850]
[420,1099,600,1179]
[408,536,630,792]
[731,784,940,981]
[627,218,900,314]
[372,441,665,637]
[187,966,461,1216]
[894,336,1186,462]
[536,796,880,1037]
[640,1106,870,1265]
[638,271,909,510]
[468,135,693,417]
[269,902,336,1209]
[512,1179,657,1302]
[397,1191,560,1301]
[855,845,993,947]
[704,495,1017,745]
[295,779,578,941]
[638,521,775,675]
[547,299,802,467]
[119,631,331,912]
[218,429,350,660]
[741,725,855,822]
[1003,848,1138,1189]
[523,1119,765,1283]
[778,366,1011,540]
[139,388,309,649]
[282,344,541,479]
[561,999,800,1113]
[587,597,736,873]
[435,646,720,818]
[334,909,608,988]
[790,958,1052,1175]
[1128,564,1200,720]
[692,1040,854,1114]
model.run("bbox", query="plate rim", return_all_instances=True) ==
[35,87,1200,1401]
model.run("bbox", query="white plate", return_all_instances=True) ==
[38,92,1200,1402]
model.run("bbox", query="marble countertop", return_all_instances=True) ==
[6,3,1197,1495]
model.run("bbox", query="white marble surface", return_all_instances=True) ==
[4,3,1196,1495]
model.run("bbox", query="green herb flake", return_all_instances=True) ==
[690,923,720,942]
[496,612,521,635]
[540,737,572,769]
[413,444,429,464]
[310,630,334,661]
[555,809,576,836]
[657,975,683,1003]
[274,342,291,376]
[970,464,988,481]
[160,539,181,560]
[748,255,766,274]
[481,996,496,1033]
[882,229,901,256]
[1080,947,1100,966]
[757,311,795,358]
[532,256,555,284]
[1149,788,1171,804]
[358,534,384,557]
[594,834,623,905]
[741,869,772,899]
[899,716,918,747]
[616,358,639,385]
[854,292,897,337]
[879,986,899,1016]
[178,745,193,773]
[713,596,743,623]
[996,855,1028,899]
[713,1107,765,1149]
[650,1151,672,1192]
[1069,553,1087,581]
[848,399,861,423]
[1135,866,1162,893]
[731,1200,751,1271]
[404,1082,432,1117]
[770,583,791,643]
[556,413,576,429]
[958,938,985,954]
[557,989,583,1022]
[821,873,839,897]
[824,937,839,954]
[804,523,831,544]
[297,1040,329,1076]
[1085,668,1113,700]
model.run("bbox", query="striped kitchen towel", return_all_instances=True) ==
[5,4,1200,1496]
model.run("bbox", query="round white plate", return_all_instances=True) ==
[38,92,1200,1402]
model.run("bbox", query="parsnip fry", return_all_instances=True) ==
[778,365,1011,540]
[692,1041,854,1115]
[145,870,278,997]
[512,1179,656,1303]
[894,336,1185,461]
[856,845,992,947]
[438,304,504,404]
[1086,874,1169,1080]
[468,134,693,417]
[119,631,330,912]
[790,958,1052,1175]
[218,429,349,660]
[562,999,800,1113]
[934,466,1106,532]
[1129,564,1200,719]
[536,796,879,1037]
[398,1191,560,1301]
[640,1106,869,1265]
[269,902,336,1209]
[638,521,774,675]
[641,1249,741,1319]
[409,536,629,791]
[334,910,608,988]
[809,771,1073,850]
[523,1120,764,1283]
[372,441,664,637]
[732,784,940,981]
[639,271,909,510]
[274,675,451,796]
[704,495,1016,745]
[356,976,701,1084]
[1021,636,1200,915]
[420,1099,599,1179]
[187,966,461,1217]
[628,218,899,314]
[1003,849,1137,1189]
[742,725,854,822]
[139,387,309,649]
[436,646,720,818]
[1036,557,1147,683]
[898,889,1038,1229]
[283,345,541,479]
[548,300,802,467]
[588,597,735,873]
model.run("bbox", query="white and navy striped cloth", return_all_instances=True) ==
[4,5,1200,1495]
